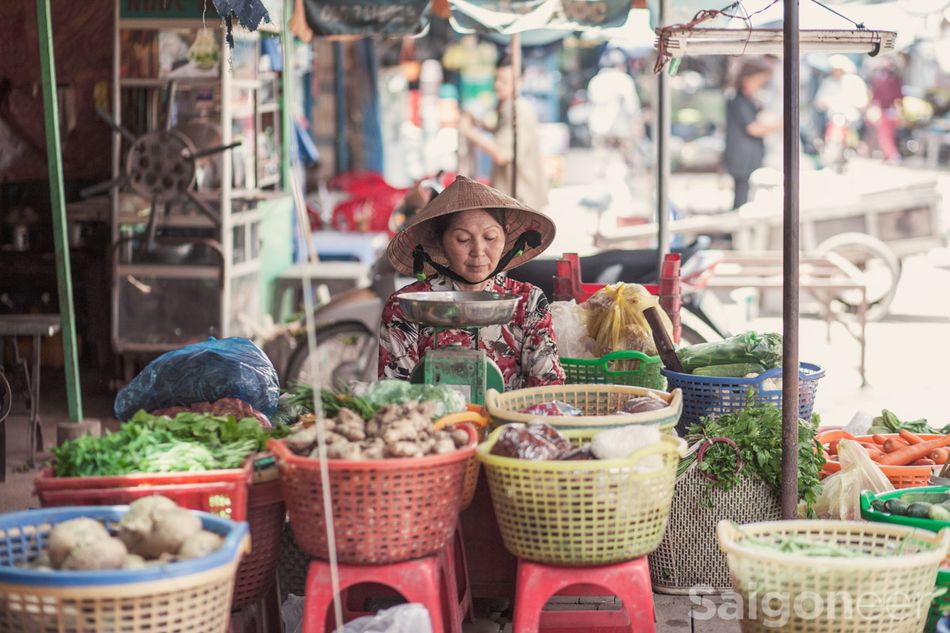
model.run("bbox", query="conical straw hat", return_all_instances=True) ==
[387,176,556,277]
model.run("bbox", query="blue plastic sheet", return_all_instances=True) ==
[114,337,279,421]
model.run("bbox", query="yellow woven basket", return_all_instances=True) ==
[717,520,950,633]
[477,427,686,565]
[485,384,682,432]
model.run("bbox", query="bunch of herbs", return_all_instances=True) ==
[681,404,825,515]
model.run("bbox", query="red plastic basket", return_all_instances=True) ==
[553,252,682,343]
[269,425,477,564]
[231,478,286,609]
[33,460,252,520]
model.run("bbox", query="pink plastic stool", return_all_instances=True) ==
[513,557,656,633]
[301,554,458,633]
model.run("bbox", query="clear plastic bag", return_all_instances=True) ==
[550,300,595,359]
[114,337,280,421]
[815,439,894,520]
[281,600,431,633]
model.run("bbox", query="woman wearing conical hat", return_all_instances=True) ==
[380,176,565,389]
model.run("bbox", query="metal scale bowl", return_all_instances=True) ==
[398,291,519,404]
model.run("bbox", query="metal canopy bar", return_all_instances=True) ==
[781,0,800,520]
[36,0,83,422]
[656,0,671,275]
[659,28,895,57]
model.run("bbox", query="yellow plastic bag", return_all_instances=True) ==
[815,439,894,520]
[584,283,673,357]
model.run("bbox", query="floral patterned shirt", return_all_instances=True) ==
[378,273,565,390]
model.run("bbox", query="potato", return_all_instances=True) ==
[47,518,111,569]
[122,554,147,570]
[178,530,224,560]
[142,507,202,559]
[61,537,127,571]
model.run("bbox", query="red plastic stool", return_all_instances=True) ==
[449,523,474,622]
[301,554,458,633]
[513,557,655,633]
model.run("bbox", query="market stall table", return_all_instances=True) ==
[703,252,869,385]
[0,314,61,479]
[272,261,371,321]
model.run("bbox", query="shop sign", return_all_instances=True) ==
[301,0,431,37]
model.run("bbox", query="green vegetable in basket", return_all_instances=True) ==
[676,332,783,372]
[867,408,950,436]
[884,498,909,516]
[907,502,934,519]
[681,404,824,514]
[691,363,766,377]
[52,411,287,477]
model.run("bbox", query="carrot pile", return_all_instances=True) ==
[824,430,950,467]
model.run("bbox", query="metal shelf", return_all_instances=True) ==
[116,263,221,279]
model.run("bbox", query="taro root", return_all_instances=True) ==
[47,517,111,569]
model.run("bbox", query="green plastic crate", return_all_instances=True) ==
[560,351,666,390]
[861,487,950,631]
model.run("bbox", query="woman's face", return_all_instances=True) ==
[441,209,506,282]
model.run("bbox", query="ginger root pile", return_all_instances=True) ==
[285,401,471,460]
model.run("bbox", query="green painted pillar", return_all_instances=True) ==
[36,0,83,422]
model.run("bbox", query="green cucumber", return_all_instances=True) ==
[692,363,767,378]
[906,502,933,519]
[884,499,909,515]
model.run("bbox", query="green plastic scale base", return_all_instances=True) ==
[409,347,504,405]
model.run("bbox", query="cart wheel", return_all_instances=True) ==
[284,321,377,390]
[0,371,11,424]
[816,232,901,322]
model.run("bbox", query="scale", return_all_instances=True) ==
[398,291,518,404]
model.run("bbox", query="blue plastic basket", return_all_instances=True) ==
[661,363,825,434]
[0,506,249,633]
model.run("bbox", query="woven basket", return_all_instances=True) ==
[718,520,949,633]
[649,439,782,594]
[485,384,683,431]
[269,425,476,564]
[0,507,249,633]
[478,427,685,565]
[231,478,285,609]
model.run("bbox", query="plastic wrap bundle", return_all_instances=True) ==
[114,337,280,421]
[585,283,673,357]
[550,300,595,359]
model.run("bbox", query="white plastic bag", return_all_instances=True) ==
[815,439,893,520]
[342,604,432,633]
[281,600,432,633]
[550,300,595,359]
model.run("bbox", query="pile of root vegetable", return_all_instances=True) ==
[284,401,471,460]
[24,496,222,571]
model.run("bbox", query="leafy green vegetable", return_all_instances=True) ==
[52,411,287,477]
[286,383,376,419]
[677,332,783,372]
[867,409,950,436]
[285,380,466,420]
[681,404,825,515]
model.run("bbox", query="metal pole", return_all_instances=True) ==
[333,41,348,173]
[36,0,83,422]
[511,33,521,200]
[781,0,801,520]
[656,0,671,274]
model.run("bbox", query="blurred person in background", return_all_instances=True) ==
[866,58,903,162]
[586,48,644,170]
[459,53,549,211]
[725,58,781,209]
[815,55,869,149]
